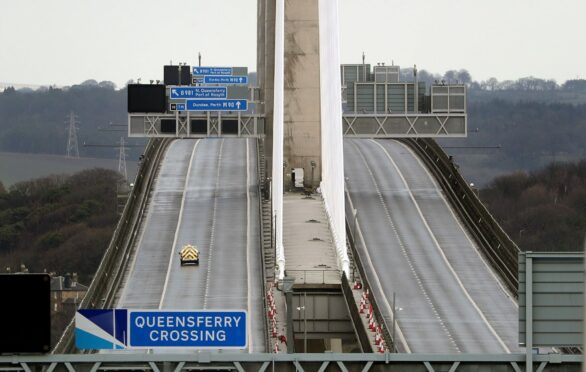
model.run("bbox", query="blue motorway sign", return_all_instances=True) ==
[75,309,127,350]
[128,310,247,348]
[75,309,247,349]
[170,87,227,99]
[203,76,248,85]
[192,67,232,76]
[186,99,248,112]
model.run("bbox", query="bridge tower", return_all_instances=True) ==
[259,0,347,277]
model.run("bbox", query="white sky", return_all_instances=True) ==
[0,0,584,87]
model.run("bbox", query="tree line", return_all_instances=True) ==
[0,168,121,283]
[480,160,586,252]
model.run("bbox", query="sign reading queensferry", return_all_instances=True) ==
[128,310,247,348]
[75,309,247,349]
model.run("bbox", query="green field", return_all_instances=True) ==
[0,152,138,187]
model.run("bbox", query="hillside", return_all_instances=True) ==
[480,160,586,252]
[0,83,145,160]
[0,169,121,283]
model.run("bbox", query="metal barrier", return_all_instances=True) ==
[52,138,171,353]
[402,138,519,295]
[2,353,579,372]
[255,138,270,352]
[285,269,340,285]
[344,189,395,352]
[340,272,373,352]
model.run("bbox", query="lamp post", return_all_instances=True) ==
[310,160,316,189]
[392,292,403,353]
[296,304,306,352]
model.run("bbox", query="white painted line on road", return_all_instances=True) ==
[246,138,253,352]
[399,141,518,308]
[159,139,200,309]
[347,140,418,353]
[372,139,511,354]
[203,139,225,309]
[352,139,460,352]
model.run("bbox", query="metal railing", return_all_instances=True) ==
[402,138,519,295]
[340,272,373,352]
[52,138,171,353]
[285,270,340,285]
[3,352,579,372]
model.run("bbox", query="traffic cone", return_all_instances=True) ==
[274,342,279,353]
[359,298,365,313]
[378,342,385,353]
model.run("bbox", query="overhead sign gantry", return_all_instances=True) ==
[127,64,263,138]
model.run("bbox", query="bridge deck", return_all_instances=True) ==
[115,138,265,352]
[283,193,340,285]
[345,138,520,354]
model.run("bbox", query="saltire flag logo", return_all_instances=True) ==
[75,309,127,349]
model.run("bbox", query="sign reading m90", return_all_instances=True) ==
[128,310,247,349]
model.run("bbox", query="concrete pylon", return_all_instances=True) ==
[260,0,349,279]
[259,0,322,189]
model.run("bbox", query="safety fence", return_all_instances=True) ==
[344,189,395,352]
[340,273,373,353]
[403,138,520,295]
[53,138,171,353]
[2,352,579,372]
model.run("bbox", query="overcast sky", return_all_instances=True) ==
[0,0,584,87]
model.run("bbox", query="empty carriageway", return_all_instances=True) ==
[344,139,520,354]
[115,138,265,352]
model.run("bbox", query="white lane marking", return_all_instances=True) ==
[351,139,460,352]
[399,141,518,308]
[347,189,411,353]
[203,139,225,309]
[246,139,253,352]
[372,139,511,353]
[159,140,200,309]
[119,142,178,307]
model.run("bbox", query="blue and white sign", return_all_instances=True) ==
[75,309,247,350]
[75,309,127,350]
[169,103,186,111]
[192,67,233,76]
[203,76,248,85]
[186,99,248,112]
[128,310,247,349]
[170,87,227,99]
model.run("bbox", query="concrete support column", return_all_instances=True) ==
[283,0,322,189]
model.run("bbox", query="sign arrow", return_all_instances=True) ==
[236,101,241,109]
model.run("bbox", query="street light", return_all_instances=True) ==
[392,292,403,353]
[297,292,308,353]
[310,160,316,189]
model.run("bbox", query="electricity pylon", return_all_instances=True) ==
[65,112,80,158]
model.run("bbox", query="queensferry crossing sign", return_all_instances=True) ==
[129,311,246,348]
[75,309,247,349]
